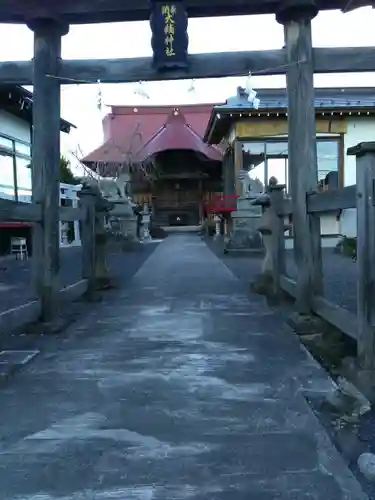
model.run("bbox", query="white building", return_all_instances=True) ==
[340,115,375,238]
[0,84,74,202]
[0,85,75,254]
[205,87,375,245]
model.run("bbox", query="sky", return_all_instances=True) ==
[0,6,375,174]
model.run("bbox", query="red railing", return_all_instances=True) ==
[204,195,239,214]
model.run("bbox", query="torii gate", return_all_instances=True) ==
[0,0,372,316]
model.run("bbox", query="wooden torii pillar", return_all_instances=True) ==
[276,0,323,315]
[27,19,69,321]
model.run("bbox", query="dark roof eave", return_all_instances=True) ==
[204,111,236,145]
[203,110,216,143]
[19,85,77,132]
[60,120,76,134]
[205,106,375,144]
[0,84,76,133]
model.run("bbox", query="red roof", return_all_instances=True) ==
[82,103,222,165]
[82,140,137,164]
[135,111,222,163]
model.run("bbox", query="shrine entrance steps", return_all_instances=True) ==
[0,234,365,499]
[162,224,202,233]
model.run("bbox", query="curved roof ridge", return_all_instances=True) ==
[135,110,222,163]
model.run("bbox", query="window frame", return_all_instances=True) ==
[0,133,31,201]
[240,135,342,192]
[0,150,16,199]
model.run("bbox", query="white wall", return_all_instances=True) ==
[341,116,375,237]
[344,116,375,186]
[0,109,31,144]
[320,214,339,236]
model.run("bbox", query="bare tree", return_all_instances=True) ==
[85,123,155,183]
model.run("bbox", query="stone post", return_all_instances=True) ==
[60,221,69,246]
[79,182,114,295]
[94,201,114,290]
[214,215,221,238]
[92,185,115,289]
[78,184,96,298]
[72,195,81,246]
[260,208,273,277]
[227,169,263,252]
[250,192,273,295]
[250,179,289,298]
[268,182,287,297]
[142,203,151,241]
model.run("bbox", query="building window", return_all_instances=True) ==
[265,142,288,156]
[0,134,31,201]
[242,142,266,192]
[16,157,32,200]
[317,141,339,182]
[0,152,15,198]
[0,136,13,152]
[268,157,289,190]
[15,141,31,157]
[242,138,340,192]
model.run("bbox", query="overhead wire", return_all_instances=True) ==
[45,43,375,87]
[46,58,302,85]
[52,43,375,178]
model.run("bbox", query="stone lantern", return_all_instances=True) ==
[98,177,138,241]
[203,86,264,253]
[251,177,290,296]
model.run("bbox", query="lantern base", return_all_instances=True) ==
[225,196,263,252]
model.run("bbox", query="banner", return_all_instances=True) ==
[150,2,189,71]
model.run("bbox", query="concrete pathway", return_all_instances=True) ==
[0,234,367,499]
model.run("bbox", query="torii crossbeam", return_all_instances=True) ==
[0,47,375,85]
[0,0,373,319]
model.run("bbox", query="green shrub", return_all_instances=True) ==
[335,236,357,259]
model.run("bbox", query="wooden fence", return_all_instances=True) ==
[0,183,111,331]
[265,141,375,372]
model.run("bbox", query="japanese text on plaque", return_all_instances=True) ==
[162,4,176,57]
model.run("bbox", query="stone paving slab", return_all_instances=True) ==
[0,234,367,499]
[0,349,39,382]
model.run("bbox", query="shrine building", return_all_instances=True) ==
[82,103,224,228]
[82,87,375,239]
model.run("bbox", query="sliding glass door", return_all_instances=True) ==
[16,157,32,201]
[242,138,340,192]
[267,157,288,189]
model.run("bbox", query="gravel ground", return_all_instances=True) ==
[206,237,357,314]
[0,246,83,312]
[286,248,358,314]
[0,242,160,313]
